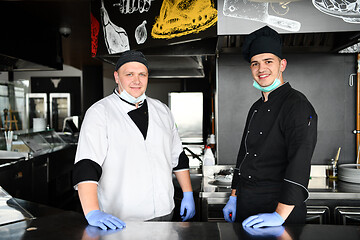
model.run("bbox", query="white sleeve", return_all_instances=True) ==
[75,104,108,167]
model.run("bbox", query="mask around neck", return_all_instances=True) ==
[253,78,281,92]
[116,75,146,104]
[119,88,146,104]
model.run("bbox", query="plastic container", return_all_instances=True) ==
[203,146,215,166]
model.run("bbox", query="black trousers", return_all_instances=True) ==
[235,178,306,224]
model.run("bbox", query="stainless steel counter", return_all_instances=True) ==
[1,189,360,239]
[1,210,360,240]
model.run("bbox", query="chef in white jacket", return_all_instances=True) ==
[73,50,195,230]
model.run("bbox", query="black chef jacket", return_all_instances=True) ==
[231,82,317,207]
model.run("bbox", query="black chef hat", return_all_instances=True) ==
[242,26,282,62]
[114,50,148,71]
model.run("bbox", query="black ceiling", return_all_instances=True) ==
[0,0,100,71]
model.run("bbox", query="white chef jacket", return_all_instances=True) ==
[74,93,184,221]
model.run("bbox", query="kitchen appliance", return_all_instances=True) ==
[25,93,47,131]
[169,92,203,144]
[25,93,71,132]
[49,93,71,131]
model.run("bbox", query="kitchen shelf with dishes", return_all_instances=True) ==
[199,165,360,225]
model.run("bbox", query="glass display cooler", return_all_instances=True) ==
[26,93,71,132]
[0,186,34,226]
[10,129,67,158]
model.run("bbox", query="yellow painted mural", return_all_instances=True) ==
[151,0,218,39]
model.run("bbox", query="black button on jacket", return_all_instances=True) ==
[231,82,317,206]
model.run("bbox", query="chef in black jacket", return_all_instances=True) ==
[223,26,317,228]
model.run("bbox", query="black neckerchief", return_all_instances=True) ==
[113,88,148,139]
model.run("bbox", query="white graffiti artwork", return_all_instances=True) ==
[135,20,147,44]
[223,0,301,32]
[113,0,152,14]
[270,2,292,16]
[312,0,360,23]
[100,0,130,54]
[339,42,360,53]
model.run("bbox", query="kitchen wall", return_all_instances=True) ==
[217,52,357,165]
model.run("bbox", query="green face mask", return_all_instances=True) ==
[253,77,281,92]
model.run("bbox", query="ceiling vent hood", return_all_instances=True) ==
[97,37,217,79]
[218,31,360,55]
[0,53,62,72]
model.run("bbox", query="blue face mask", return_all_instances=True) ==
[119,88,146,104]
[253,77,281,92]
[117,76,146,104]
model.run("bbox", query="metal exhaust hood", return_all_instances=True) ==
[97,37,217,78]
[0,53,62,72]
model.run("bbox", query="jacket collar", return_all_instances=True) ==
[261,82,291,102]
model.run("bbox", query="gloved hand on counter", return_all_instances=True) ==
[180,191,196,221]
[85,210,126,230]
[223,196,237,222]
[242,212,284,228]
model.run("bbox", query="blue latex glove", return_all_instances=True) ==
[180,191,196,221]
[242,212,285,228]
[223,196,237,222]
[85,210,126,230]
[244,225,285,237]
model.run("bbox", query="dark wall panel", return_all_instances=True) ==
[82,65,103,114]
[217,53,357,165]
